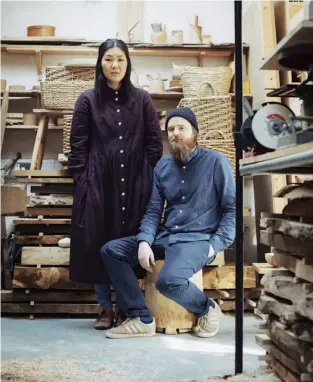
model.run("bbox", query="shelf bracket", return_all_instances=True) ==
[35,49,43,83]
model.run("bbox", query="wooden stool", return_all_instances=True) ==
[144,260,203,334]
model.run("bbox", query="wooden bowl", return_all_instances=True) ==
[27,25,55,37]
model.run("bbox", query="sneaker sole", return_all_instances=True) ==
[106,332,156,339]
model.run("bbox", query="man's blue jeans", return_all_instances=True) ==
[94,284,112,309]
[100,236,215,318]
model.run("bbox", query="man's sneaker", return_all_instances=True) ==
[196,300,222,338]
[106,317,156,339]
[94,308,114,330]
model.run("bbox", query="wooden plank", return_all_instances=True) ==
[291,321,313,344]
[13,218,71,225]
[260,216,313,241]
[260,230,313,259]
[25,207,72,217]
[12,266,93,290]
[18,177,74,184]
[296,259,313,284]
[12,170,71,178]
[283,199,313,218]
[30,184,74,194]
[240,142,313,166]
[272,249,297,274]
[15,235,68,245]
[1,290,97,303]
[204,288,262,300]
[274,183,313,199]
[268,342,302,375]
[258,294,297,324]
[252,262,288,275]
[27,194,73,207]
[21,247,70,265]
[1,303,99,314]
[202,265,256,289]
[268,357,300,382]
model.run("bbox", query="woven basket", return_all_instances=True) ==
[181,66,232,97]
[63,115,73,155]
[41,80,93,110]
[46,66,95,82]
[178,82,233,140]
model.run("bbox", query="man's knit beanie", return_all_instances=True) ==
[165,107,199,132]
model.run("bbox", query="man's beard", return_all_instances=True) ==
[168,136,197,164]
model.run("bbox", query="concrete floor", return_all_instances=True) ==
[1,314,267,382]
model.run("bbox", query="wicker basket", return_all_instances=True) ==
[181,66,232,97]
[178,83,233,140]
[41,80,93,110]
[46,66,95,82]
[62,115,73,155]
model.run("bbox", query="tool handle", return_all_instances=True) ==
[243,98,254,118]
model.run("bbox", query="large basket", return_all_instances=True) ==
[46,66,95,82]
[178,82,233,140]
[41,80,93,110]
[63,115,73,155]
[181,66,232,97]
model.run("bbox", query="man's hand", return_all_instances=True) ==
[138,241,155,273]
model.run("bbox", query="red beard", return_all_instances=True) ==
[169,135,197,164]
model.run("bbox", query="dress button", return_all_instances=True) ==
[122,192,125,196]
[117,109,120,113]
[182,166,186,169]
[181,180,185,183]
[122,207,125,211]
[175,225,179,229]
[115,98,118,101]
[122,221,125,224]
[121,178,125,182]
[115,91,118,94]
[182,196,185,200]
[119,136,123,139]
[121,164,124,168]
[120,149,124,153]
[180,210,183,213]
[118,122,122,126]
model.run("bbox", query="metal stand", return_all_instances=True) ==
[234,0,244,375]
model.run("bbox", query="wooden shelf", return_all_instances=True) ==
[1,43,248,59]
[260,20,313,71]
[1,90,40,98]
[5,125,62,130]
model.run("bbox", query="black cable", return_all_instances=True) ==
[234,0,244,375]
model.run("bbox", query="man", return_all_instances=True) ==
[100,107,236,339]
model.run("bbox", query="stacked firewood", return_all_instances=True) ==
[255,181,313,382]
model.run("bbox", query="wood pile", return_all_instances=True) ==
[254,181,313,382]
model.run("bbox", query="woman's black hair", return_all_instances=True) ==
[95,38,135,104]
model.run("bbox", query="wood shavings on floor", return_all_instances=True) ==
[190,367,280,382]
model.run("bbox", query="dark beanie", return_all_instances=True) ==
[165,107,199,132]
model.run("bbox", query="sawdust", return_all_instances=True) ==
[189,367,280,382]
[1,357,124,382]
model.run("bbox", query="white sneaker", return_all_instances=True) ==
[106,317,156,339]
[196,300,222,338]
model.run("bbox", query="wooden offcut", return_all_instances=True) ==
[27,194,73,207]
[144,260,202,334]
[257,294,297,324]
[21,247,70,265]
[203,265,256,289]
[12,267,92,290]
[260,216,313,241]
[15,235,68,245]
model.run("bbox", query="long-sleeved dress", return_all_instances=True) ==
[67,86,163,284]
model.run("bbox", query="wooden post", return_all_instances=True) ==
[30,115,49,170]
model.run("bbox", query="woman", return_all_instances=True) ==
[68,39,163,330]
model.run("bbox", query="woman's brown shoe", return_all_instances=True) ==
[115,308,127,327]
[94,308,114,330]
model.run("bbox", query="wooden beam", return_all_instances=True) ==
[15,235,68,245]
[12,170,71,178]
[27,194,73,207]
[21,247,70,266]
[25,207,72,217]
[13,218,71,225]
[12,266,93,290]
[1,303,99,314]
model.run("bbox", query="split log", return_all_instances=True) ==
[202,265,256,289]
[295,292,313,322]
[283,199,313,218]
[268,357,300,382]
[291,321,313,344]
[268,342,302,375]
[257,294,297,324]
[260,216,313,241]
[27,194,73,207]
[274,183,313,199]
[21,247,70,265]
[15,235,68,245]
[260,231,313,259]
[204,288,261,300]
[272,250,297,274]
[296,259,313,284]
[12,266,93,290]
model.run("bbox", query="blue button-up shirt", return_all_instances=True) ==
[137,146,236,253]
